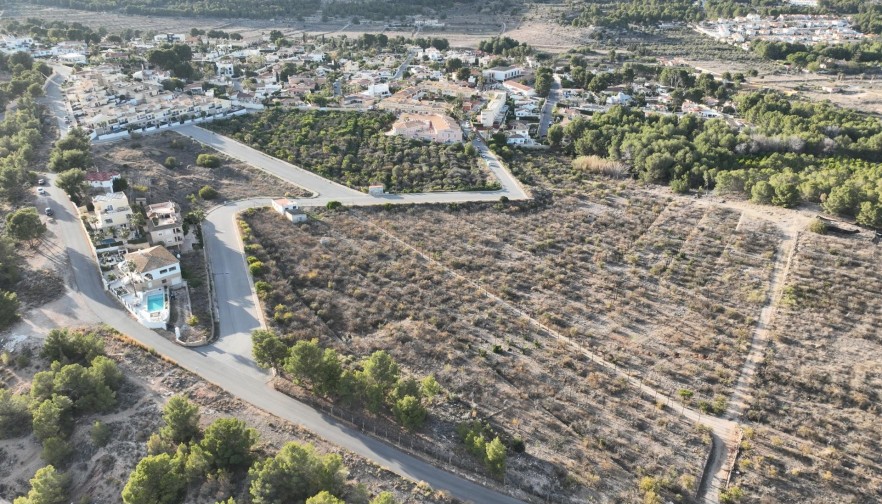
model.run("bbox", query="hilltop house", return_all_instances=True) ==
[92,192,132,230]
[145,201,184,247]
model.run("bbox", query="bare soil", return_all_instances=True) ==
[92,131,311,214]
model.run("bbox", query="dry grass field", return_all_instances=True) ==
[242,201,716,503]
[92,132,310,212]
[730,232,882,503]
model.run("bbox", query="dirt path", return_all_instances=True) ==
[724,233,799,421]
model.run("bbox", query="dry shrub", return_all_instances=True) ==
[572,155,627,178]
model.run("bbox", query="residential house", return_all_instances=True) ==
[606,92,633,105]
[145,201,184,247]
[482,66,524,82]
[121,245,182,290]
[479,92,508,128]
[364,83,391,97]
[85,170,121,191]
[389,113,463,143]
[93,192,133,230]
[503,80,536,97]
[216,62,235,78]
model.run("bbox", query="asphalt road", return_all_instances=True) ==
[45,174,524,504]
[42,67,72,136]
[42,72,526,504]
[538,75,561,138]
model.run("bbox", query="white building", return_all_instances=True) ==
[271,198,308,223]
[364,83,391,98]
[154,34,186,43]
[85,171,121,191]
[216,62,235,78]
[145,202,184,247]
[93,192,132,230]
[122,245,182,290]
[503,80,536,97]
[482,66,524,82]
[479,92,508,128]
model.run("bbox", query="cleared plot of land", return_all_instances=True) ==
[242,207,709,503]
[92,131,310,211]
[732,233,882,501]
[208,109,498,194]
[366,186,781,409]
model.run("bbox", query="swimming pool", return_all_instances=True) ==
[146,292,165,313]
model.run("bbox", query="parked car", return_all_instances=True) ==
[37,187,47,195]
[37,178,45,185]
[44,207,54,216]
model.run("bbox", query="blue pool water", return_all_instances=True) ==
[146,293,165,312]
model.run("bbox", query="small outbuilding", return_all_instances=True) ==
[271,198,308,223]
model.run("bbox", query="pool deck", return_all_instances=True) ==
[105,279,170,329]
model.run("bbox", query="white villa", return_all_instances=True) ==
[122,246,182,290]
[145,201,184,247]
[483,66,524,82]
[93,192,133,230]
[105,245,181,329]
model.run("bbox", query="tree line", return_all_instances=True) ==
[122,395,398,504]
[547,90,882,227]
[5,333,401,504]
[566,0,882,34]
[752,39,882,71]
[253,330,440,431]
[0,92,50,328]
[23,0,458,21]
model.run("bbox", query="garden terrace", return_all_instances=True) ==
[241,208,709,503]
[365,187,781,406]
[207,109,497,194]
[738,232,882,501]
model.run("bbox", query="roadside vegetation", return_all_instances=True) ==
[207,109,497,194]
[0,326,454,503]
[0,92,50,328]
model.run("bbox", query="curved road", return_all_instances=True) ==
[45,179,524,504]
[40,71,526,503]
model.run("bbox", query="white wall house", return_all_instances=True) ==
[93,192,133,230]
[121,246,182,290]
[482,66,524,82]
[271,198,308,223]
[85,171,121,191]
[145,201,184,247]
[364,83,391,98]
[479,92,508,128]
[216,62,235,78]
